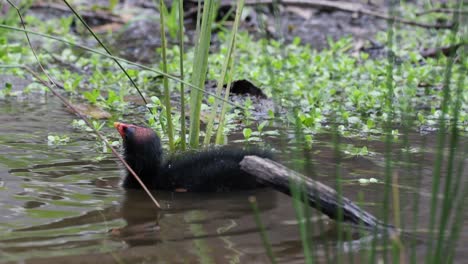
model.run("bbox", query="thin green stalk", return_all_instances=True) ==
[433,37,465,263]
[381,2,396,262]
[449,59,468,212]
[434,119,461,261]
[332,117,343,264]
[213,6,235,32]
[357,191,367,263]
[296,115,318,262]
[328,80,345,264]
[214,53,235,145]
[410,136,426,264]
[0,24,245,110]
[290,108,313,264]
[396,65,419,263]
[300,142,319,263]
[185,211,215,264]
[155,0,175,152]
[178,0,187,150]
[346,227,354,264]
[444,121,467,263]
[444,145,468,263]
[391,172,402,264]
[194,0,202,51]
[391,172,401,230]
[290,179,313,264]
[204,0,244,146]
[188,0,216,148]
[398,88,420,264]
[425,3,461,262]
[61,0,154,117]
[249,196,277,264]
[300,183,315,263]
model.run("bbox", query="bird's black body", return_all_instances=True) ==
[115,122,272,192]
[113,123,390,231]
[160,147,271,191]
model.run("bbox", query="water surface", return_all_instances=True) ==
[0,88,466,263]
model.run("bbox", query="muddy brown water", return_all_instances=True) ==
[0,91,466,263]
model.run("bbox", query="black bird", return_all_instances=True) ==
[113,122,391,230]
[114,122,272,192]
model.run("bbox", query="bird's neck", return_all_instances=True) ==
[122,143,163,189]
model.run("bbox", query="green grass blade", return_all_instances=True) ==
[214,55,235,145]
[185,211,215,264]
[178,0,187,150]
[290,109,314,264]
[425,4,461,262]
[290,179,314,264]
[194,0,202,50]
[204,0,244,146]
[249,196,277,264]
[155,0,174,151]
[444,145,468,263]
[381,2,397,262]
[188,0,216,148]
[332,116,344,264]
[433,31,466,262]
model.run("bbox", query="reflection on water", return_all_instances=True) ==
[0,93,466,263]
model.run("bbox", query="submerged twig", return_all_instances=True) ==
[6,0,161,208]
[24,66,161,209]
[27,66,161,207]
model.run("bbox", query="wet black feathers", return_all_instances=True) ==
[159,147,272,192]
[121,128,272,191]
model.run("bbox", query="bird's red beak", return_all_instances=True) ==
[114,122,127,138]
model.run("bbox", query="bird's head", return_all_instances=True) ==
[114,122,163,187]
[114,122,160,153]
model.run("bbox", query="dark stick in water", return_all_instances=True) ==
[240,155,393,231]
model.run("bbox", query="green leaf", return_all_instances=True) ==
[243,128,252,139]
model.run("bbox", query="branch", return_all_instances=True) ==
[31,1,124,24]
[260,0,453,29]
[421,43,466,58]
[240,155,394,231]
[187,0,453,30]
[416,8,468,17]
